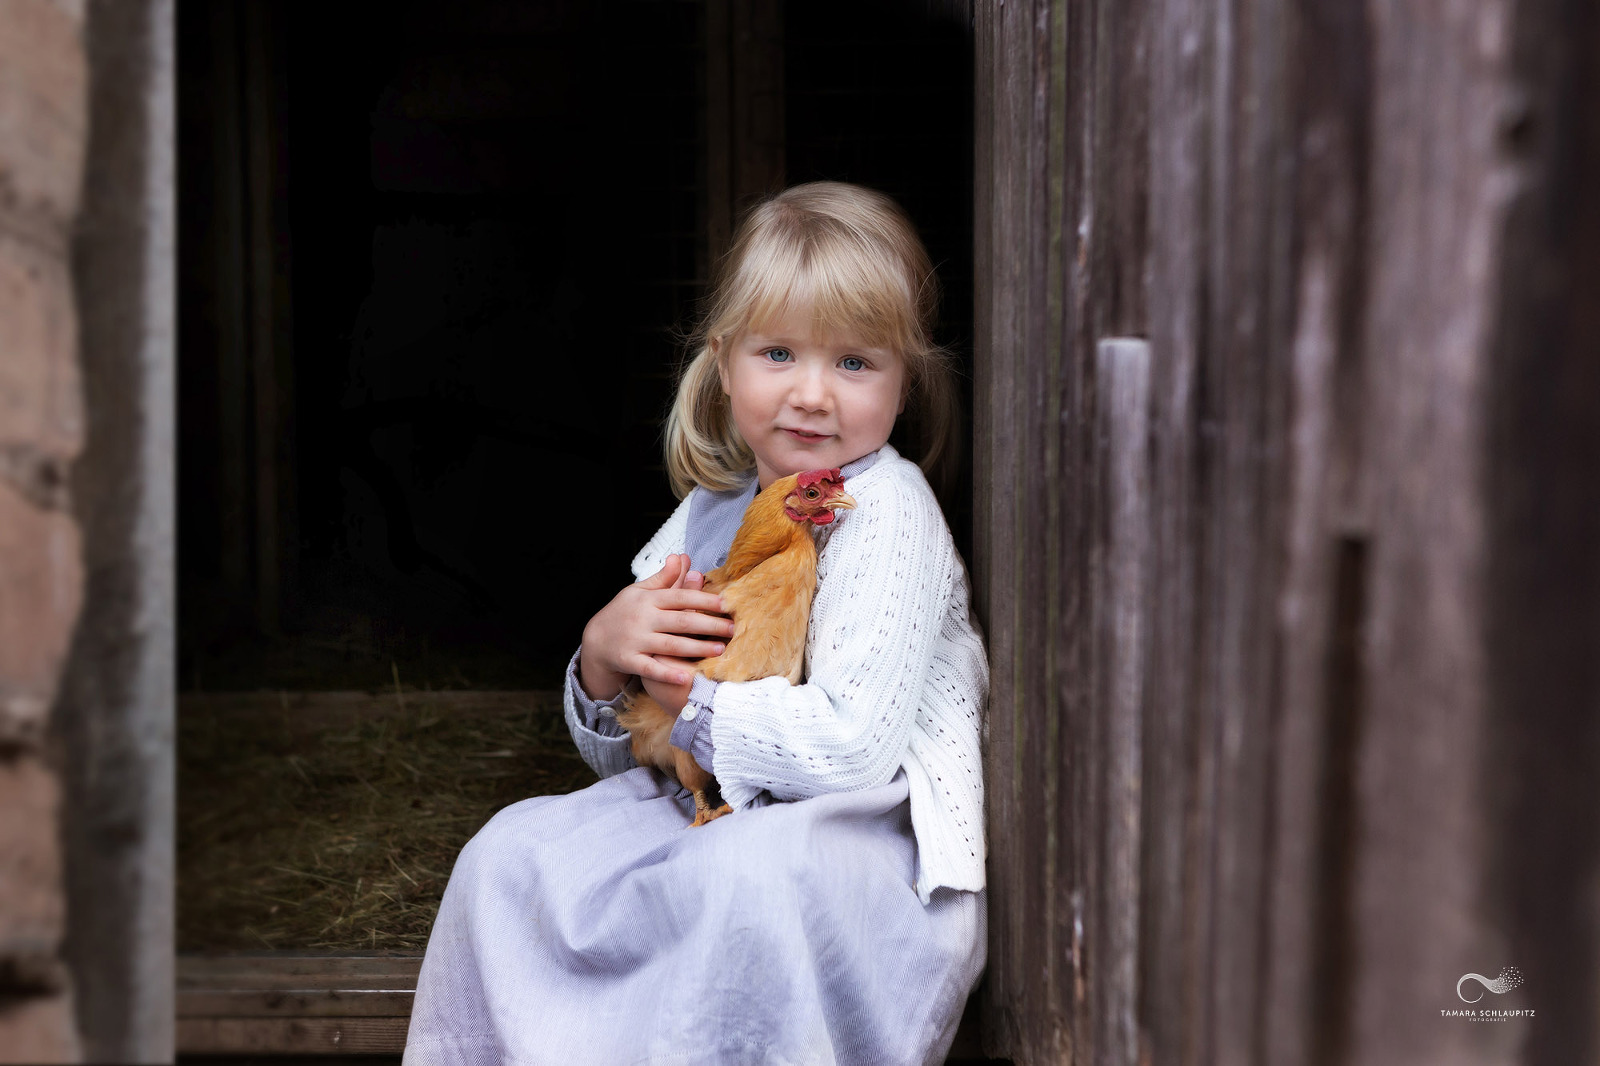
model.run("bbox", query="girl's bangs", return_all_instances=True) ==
[735,234,918,355]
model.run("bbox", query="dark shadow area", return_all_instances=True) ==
[178,0,974,694]
[175,0,975,964]
[180,0,708,691]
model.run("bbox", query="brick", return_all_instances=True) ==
[0,234,82,468]
[42,0,85,23]
[0,757,63,956]
[0,0,86,229]
[0,481,81,693]
[0,991,78,1063]
[0,688,49,751]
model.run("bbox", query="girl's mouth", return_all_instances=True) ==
[783,429,830,442]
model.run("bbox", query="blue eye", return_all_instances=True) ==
[765,348,792,363]
[841,356,866,372]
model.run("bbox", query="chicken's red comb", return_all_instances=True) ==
[797,467,843,489]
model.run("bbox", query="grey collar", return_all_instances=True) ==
[683,448,884,574]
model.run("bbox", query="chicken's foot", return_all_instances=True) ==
[689,789,733,827]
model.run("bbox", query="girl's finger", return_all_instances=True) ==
[633,655,694,686]
[638,554,686,590]
[657,636,726,660]
[659,609,737,639]
[654,588,727,615]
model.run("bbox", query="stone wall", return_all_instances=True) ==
[0,0,89,1060]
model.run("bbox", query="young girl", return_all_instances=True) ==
[404,182,989,1066]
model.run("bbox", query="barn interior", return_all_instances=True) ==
[176,0,974,961]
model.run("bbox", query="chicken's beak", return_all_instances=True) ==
[830,491,858,511]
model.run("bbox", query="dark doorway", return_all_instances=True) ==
[179,0,974,694]
[174,0,977,1031]
[180,0,713,691]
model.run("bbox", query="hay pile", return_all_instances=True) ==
[178,687,599,953]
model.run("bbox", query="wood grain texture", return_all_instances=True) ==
[1141,1,1205,1062]
[1483,4,1600,1064]
[979,0,1596,1063]
[974,0,1045,1057]
[178,990,415,1019]
[1344,5,1515,1063]
[177,1017,410,1055]
[1090,339,1149,1066]
[975,1,1151,1061]
[178,954,422,984]
[176,955,420,1054]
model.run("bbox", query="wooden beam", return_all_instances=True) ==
[176,955,420,1056]
[177,1017,410,1056]
[704,0,783,267]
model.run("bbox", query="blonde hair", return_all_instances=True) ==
[664,181,962,500]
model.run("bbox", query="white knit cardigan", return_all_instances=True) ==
[629,443,989,902]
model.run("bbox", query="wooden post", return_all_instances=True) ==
[242,0,295,636]
[704,0,784,266]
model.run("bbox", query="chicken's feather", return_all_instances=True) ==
[615,470,850,825]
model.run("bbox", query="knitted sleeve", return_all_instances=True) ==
[706,465,954,809]
[629,491,696,582]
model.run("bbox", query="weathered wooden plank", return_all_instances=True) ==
[1344,6,1521,1064]
[1090,339,1149,1066]
[975,0,1055,1058]
[176,955,419,1053]
[1200,3,1301,1064]
[178,989,414,1018]
[1480,4,1600,1064]
[178,955,422,983]
[179,690,563,717]
[177,1016,410,1055]
[1140,0,1207,1062]
[978,0,1152,1060]
[1089,0,1150,341]
[180,974,418,993]
[987,1,1600,1064]
[1257,3,1376,1065]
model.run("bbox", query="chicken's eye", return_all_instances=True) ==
[805,487,820,500]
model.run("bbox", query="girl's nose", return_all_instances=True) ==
[788,362,831,411]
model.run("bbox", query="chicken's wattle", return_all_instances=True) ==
[785,506,837,524]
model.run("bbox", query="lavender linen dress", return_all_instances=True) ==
[403,461,986,1066]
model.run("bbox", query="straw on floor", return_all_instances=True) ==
[178,686,598,953]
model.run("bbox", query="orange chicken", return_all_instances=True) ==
[617,468,857,826]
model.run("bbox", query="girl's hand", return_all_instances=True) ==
[579,553,735,700]
[640,663,694,716]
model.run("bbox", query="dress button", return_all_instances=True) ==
[682,706,698,721]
